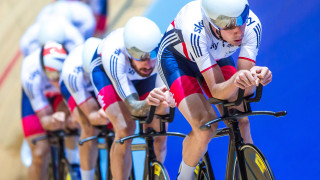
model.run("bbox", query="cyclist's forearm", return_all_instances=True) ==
[210,75,239,100]
[39,115,54,130]
[124,94,150,117]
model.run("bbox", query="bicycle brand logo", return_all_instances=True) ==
[194,20,204,33]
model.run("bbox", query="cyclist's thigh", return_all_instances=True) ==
[26,134,50,158]
[21,89,46,138]
[216,56,237,81]
[60,80,90,127]
[90,63,134,136]
[158,48,217,129]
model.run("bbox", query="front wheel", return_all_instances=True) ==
[194,152,215,180]
[233,144,275,180]
[151,161,170,180]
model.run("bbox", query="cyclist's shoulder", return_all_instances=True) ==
[100,28,126,60]
[22,49,41,68]
[245,10,262,31]
[62,45,84,74]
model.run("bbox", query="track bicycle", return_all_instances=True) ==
[32,129,80,180]
[116,106,215,180]
[198,84,287,180]
[79,125,135,180]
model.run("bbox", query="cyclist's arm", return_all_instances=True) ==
[202,66,239,100]
[237,58,257,96]
[35,105,56,130]
[124,93,150,117]
[78,97,109,125]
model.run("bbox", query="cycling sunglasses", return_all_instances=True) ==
[209,4,249,30]
[126,47,157,61]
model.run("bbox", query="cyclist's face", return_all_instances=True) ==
[130,58,156,77]
[219,23,246,46]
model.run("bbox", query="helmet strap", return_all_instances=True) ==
[216,29,225,42]
[209,23,226,42]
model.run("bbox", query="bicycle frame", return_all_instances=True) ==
[32,130,79,180]
[117,107,186,179]
[200,84,287,179]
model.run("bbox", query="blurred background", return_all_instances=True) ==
[0,0,319,179]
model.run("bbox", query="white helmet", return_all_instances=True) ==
[52,1,73,22]
[123,16,162,61]
[201,0,249,30]
[82,37,102,74]
[41,41,68,81]
[38,16,66,45]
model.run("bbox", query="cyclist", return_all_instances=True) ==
[21,41,80,180]
[85,0,109,35]
[90,16,175,179]
[60,37,111,180]
[157,0,272,179]
[36,0,96,39]
[20,16,84,56]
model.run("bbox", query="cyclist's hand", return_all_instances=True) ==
[65,115,79,130]
[234,70,258,89]
[49,111,66,130]
[147,85,169,107]
[164,90,176,108]
[250,66,272,86]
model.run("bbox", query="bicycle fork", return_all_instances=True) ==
[232,120,248,180]
[144,136,157,180]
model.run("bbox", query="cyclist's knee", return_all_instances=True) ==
[154,136,167,150]
[115,125,135,140]
[238,117,250,128]
[190,110,217,131]
[81,125,98,138]
[32,142,50,165]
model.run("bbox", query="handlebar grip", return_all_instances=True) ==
[275,111,287,117]
[225,88,244,107]
[31,135,48,145]
[146,106,156,124]
[247,84,263,103]
[167,107,175,123]
[235,88,245,106]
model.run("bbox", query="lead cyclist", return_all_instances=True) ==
[157,0,272,179]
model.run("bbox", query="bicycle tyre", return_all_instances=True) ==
[232,144,275,180]
[151,161,170,180]
[195,152,215,180]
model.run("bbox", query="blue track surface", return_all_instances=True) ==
[142,0,320,179]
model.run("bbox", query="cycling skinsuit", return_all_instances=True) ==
[36,1,96,39]
[90,28,164,110]
[157,0,262,106]
[60,45,95,113]
[21,49,63,137]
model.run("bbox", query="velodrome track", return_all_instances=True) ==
[1,0,319,179]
